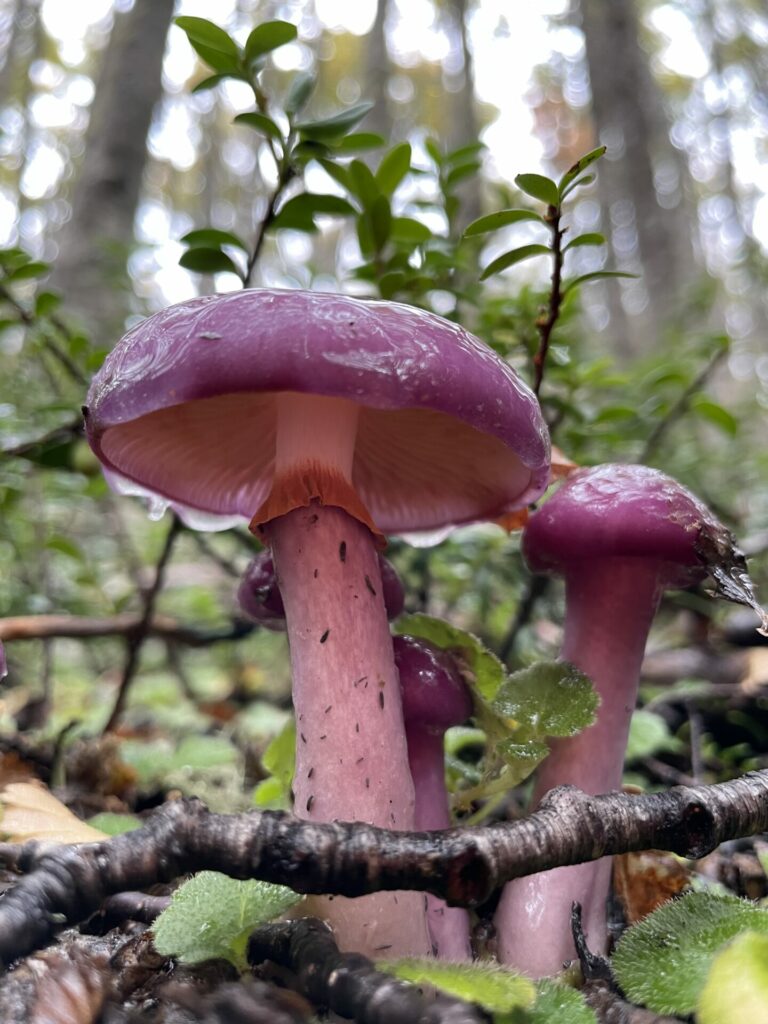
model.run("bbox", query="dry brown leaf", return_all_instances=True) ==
[0,781,107,844]
[549,445,578,481]
[739,648,768,695]
[30,950,110,1024]
[613,849,691,924]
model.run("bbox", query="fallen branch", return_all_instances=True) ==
[0,772,767,968]
[0,612,254,647]
[248,918,487,1024]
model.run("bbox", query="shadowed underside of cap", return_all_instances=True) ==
[523,463,720,586]
[86,289,551,534]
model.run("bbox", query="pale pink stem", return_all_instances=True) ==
[407,728,472,960]
[267,505,431,958]
[495,558,662,976]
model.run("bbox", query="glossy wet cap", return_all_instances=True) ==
[85,289,550,534]
[523,464,721,588]
[394,635,473,734]
[238,549,405,628]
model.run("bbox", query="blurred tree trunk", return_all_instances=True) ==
[50,0,175,344]
[442,0,481,227]
[363,0,393,143]
[579,0,696,357]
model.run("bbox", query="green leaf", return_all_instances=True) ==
[525,979,598,1024]
[380,959,535,1014]
[348,159,380,209]
[180,228,248,252]
[369,194,392,249]
[296,102,375,141]
[491,661,598,741]
[175,17,240,60]
[480,244,550,281]
[375,143,412,196]
[34,291,61,316]
[233,111,284,143]
[560,173,596,198]
[563,232,605,252]
[391,217,432,245]
[515,173,559,207]
[244,21,297,65]
[285,71,315,115]
[698,931,768,1024]
[611,891,768,1015]
[625,709,681,762]
[45,536,83,561]
[394,613,505,702]
[192,73,245,93]
[86,812,142,836]
[563,270,637,294]
[332,132,385,153]
[691,395,738,436]
[317,158,351,191]
[7,260,48,281]
[262,719,295,789]
[270,192,356,232]
[558,146,606,196]
[463,209,544,237]
[152,871,303,970]
[179,247,241,276]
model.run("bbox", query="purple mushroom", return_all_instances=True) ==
[394,634,474,960]
[85,288,550,957]
[494,463,750,975]
[238,550,404,630]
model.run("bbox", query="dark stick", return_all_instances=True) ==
[248,918,489,1024]
[1,772,768,967]
[102,515,182,733]
[0,612,254,647]
[0,281,88,387]
[497,574,550,665]
[532,203,565,397]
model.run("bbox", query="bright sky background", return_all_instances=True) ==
[2,0,767,331]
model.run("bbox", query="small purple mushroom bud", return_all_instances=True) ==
[394,634,474,961]
[237,552,285,630]
[238,551,404,630]
[85,288,550,957]
[495,463,764,976]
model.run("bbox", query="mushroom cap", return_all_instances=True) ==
[523,463,720,588]
[394,635,473,734]
[238,549,405,627]
[85,289,550,534]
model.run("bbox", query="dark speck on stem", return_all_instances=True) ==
[324,705,332,714]
[300,733,307,744]
[320,629,330,644]
[313,568,318,579]
[356,757,364,764]
[306,795,314,812]
[364,574,377,596]
[355,723,360,733]
[320,734,327,740]
[379,692,385,710]
[307,767,314,779]
[309,513,318,524]
[365,777,370,788]
[339,541,347,563]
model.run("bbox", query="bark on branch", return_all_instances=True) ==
[1,772,767,967]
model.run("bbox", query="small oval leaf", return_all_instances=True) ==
[564,232,606,252]
[233,111,284,142]
[464,209,544,237]
[515,173,559,207]
[480,243,550,280]
[244,21,297,64]
[179,247,241,276]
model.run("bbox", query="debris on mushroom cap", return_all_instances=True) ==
[85,289,550,536]
[524,463,768,632]
[393,635,473,733]
[238,549,405,627]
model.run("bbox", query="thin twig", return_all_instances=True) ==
[243,168,294,287]
[0,612,253,646]
[2,418,83,459]
[248,918,488,1024]
[532,203,565,397]
[639,345,728,462]
[2,772,768,966]
[102,516,183,733]
[0,281,88,386]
